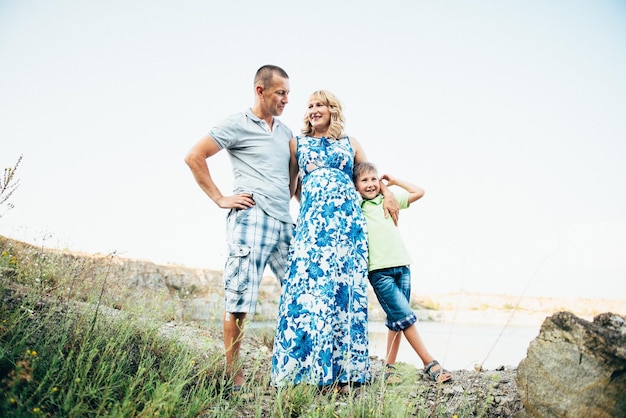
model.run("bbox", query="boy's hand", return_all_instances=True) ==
[382,173,425,205]
[380,173,396,187]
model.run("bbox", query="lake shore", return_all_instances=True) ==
[256,275,626,326]
[411,292,626,326]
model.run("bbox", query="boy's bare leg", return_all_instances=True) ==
[403,324,451,381]
[402,324,434,365]
[224,312,247,387]
[386,330,402,365]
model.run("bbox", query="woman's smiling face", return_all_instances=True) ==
[307,99,331,134]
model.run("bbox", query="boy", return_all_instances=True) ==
[353,162,452,384]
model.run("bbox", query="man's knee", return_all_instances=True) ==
[225,312,247,325]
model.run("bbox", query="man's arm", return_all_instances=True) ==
[184,134,255,209]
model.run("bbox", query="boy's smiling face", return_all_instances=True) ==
[355,170,380,200]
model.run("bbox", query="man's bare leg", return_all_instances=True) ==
[224,311,247,387]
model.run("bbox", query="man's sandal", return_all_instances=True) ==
[228,385,255,402]
[424,360,452,383]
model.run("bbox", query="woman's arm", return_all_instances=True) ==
[289,137,300,201]
[350,136,400,225]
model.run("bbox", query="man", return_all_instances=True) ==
[184,65,293,392]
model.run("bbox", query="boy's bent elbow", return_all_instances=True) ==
[409,188,425,203]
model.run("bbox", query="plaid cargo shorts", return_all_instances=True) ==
[223,204,293,314]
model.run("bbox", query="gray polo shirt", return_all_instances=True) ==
[209,109,293,224]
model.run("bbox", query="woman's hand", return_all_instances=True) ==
[380,180,400,225]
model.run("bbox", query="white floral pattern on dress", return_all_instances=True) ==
[271,135,370,387]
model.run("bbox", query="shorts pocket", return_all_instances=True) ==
[224,244,251,293]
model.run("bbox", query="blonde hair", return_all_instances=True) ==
[301,90,345,139]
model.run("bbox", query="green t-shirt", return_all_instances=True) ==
[359,191,412,271]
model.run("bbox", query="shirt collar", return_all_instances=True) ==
[360,194,384,208]
[245,108,280,128]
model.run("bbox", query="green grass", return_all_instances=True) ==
[0,235,508,417]
[0,239,225,417]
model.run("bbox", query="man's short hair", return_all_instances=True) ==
[255,65,289,89]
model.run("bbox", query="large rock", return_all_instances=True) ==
[516,311,626,417]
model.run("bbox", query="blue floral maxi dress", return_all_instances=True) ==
[271,135,370,387]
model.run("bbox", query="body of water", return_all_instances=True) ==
[368,321,540,371]
[253,320,541,371]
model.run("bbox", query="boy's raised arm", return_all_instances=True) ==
[380,174,425,204]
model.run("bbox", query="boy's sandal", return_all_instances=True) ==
[384,364,402,385]
[424,360,452,383]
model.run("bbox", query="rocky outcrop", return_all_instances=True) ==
[3,235,623,325]
[515,311,626,418]
[0,235,227,321]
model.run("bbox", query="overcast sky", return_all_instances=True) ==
[1,0,625,300]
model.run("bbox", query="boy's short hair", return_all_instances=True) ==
[353,161,378,182]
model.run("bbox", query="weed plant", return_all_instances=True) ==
[0,237,510,417]
[0,241,231,417]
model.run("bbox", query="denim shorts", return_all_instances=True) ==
[368,266,417,331]
[223,204,293,314]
